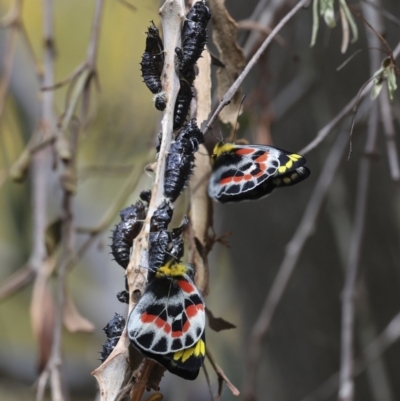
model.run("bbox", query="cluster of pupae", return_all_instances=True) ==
[99,1,211,381]
[141,0,211,130]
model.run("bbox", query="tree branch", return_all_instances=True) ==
[204,0,309,135]
[244,129,349,401]
[338,3,383,399]
[299,310,400,401]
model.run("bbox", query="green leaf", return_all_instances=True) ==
[310,0,320,47]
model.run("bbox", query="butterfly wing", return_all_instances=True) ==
[271,166,311,188]
[127,274,205,355]
[139,331,206,380]
[209,144,307,202]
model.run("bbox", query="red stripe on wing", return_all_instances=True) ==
[186,304,198,318]
[183,320,191,333]
[141,312,156,323]
[220,177,233,185]
[254,153,268,163]
[236,148,254,155]
[178,280,195,293]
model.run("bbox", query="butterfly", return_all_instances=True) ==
[208,142,310,203]
[127,260,206,380]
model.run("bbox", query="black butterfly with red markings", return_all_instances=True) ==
[127,260,206,380]
[208,142,310,203]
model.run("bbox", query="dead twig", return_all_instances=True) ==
[204,0,309,135]
[206,349,240,399]
[243,129,349,401]
[378,85,400,181]
[299,311,400,401]
[338,5,383,399]
[36,1,104,399]
[339,104,379,401]
[0,0,22,120]
[301,40,400,155]
[238,19,299,61]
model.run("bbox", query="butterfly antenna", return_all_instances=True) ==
[208,122,225,143]
[139,263,157,274]
[232,95,246,144]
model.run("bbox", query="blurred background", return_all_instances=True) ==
[0,0,400,400]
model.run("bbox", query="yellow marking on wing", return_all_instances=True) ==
[211,142,236,161]
[288,154,302,161]
[278,166,287,174]
[173,339,205,362]
[199,339,206,356]
[173,349,183,360]
[173,347,193,362]
[285,160,293,169]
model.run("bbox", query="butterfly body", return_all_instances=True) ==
[209,142,310,203]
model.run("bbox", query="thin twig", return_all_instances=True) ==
[237,19,299,61]
[34,0,57,397]
[299,311,400,401]
[361,0,400,27]
[243,129,349,401]
[378,85,400,181]
[206,349,240,398]
[129,360,157,401]
[41,63,86,91]
[0,266,35,301]
[301,41,400,155]
[338,3,382,399]
[0,0,22,120]
[203,0,309,135]
[1,158,144,302]
[36,1,105,399]
[51,151,77,401]
[68,162,145,271]
[338,106,378,401]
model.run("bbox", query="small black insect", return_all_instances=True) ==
[139,189,152,205]
[176,1,211,80]
[117,290,129,304]
[148,216,188,275]
[173,79,193,130]
[165,119,204,201]
[100,313,126,363]
[140,23,165,104]
[150,200,173,232]
[111,201,147,269]
[140,53,162,95]
[154,92,166,111]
